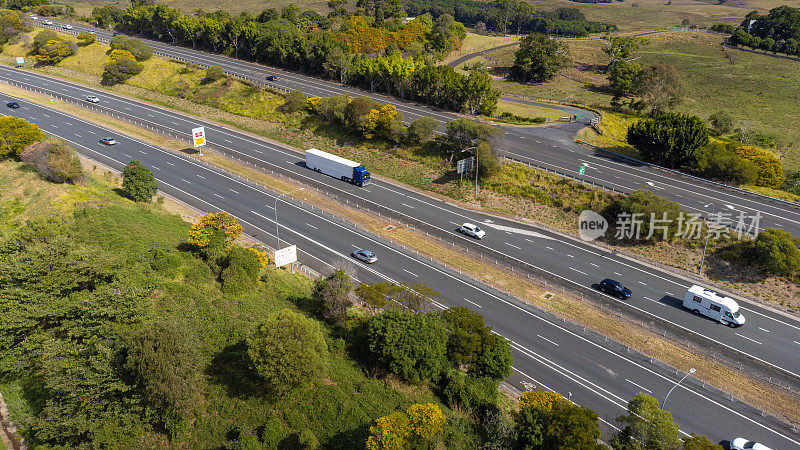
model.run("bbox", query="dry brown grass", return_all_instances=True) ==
[10,81,797,425]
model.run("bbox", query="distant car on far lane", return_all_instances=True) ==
[266,75,277,81]
[458,223,485,239]
[29,15,38,20]
[6,102,20,109]
[598,278,632,299]
[351,249,377,264]
[41,19,52,25]
[730,438,772,450]
[99,137,117,145]
[86,95,99,103]
[61,23,72,30]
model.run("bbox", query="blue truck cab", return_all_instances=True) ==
[353,166,371,186]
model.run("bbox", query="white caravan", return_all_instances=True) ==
[682,285,745,327]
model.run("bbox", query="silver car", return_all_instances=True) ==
[99,137,117,145]
[351,249,377,264]
[86,95,99,103]
[730,438,772,450]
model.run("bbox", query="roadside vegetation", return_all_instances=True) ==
[5,21,800,312]
[0,116,737,448]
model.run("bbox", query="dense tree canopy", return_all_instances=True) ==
[121,160,158,202]
[0,117,44,158]
[404,0,615,36]
[247,309,329,393]
[612,393,682,450]
[510,33,570,83]
[627,113,709,169]
[730,6,800,57]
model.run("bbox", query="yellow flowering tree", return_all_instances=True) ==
[365,403,445,449]
[365,411,410,450]
[519,390,562,412]
[405,403,446,440]
[109,49,136,62]
[187,211,243,249]
[246,246,269,268]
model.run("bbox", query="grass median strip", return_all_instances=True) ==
[6,82,798,426]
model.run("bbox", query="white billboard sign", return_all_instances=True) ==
[274,245,297,268]
[192,126,206,147]
[15,57,24,66]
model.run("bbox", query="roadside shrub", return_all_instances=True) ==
[201,65,224,84]
[247,309,329,393]
[102,56,143,84]
[405,116,437,144]
[221,245,262,295]
[283,90,308,113]
[708,111,733,135]
[692,143,757,185]
[439,369,498,412]
[121,160,158,202]
[124,318,202,416]
[0,116,44,158]
[612,189,683,240]
[627,112,709,169]
[734,146,785,189]
[109,35,152,61]
[149,248,182,278]
[35,39,74,65]
[496,112,547,124]
[311,269,353,327]
[76,31,96,45]
[748,228,800,276]
[20,140,84,184]
[32,29,58,52]
[368,310,448,383]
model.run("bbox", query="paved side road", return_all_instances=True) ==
[3,93,799,449]
[4,66,800,387]
[34,20,800,240]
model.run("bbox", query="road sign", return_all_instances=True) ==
[457,156,474,175]
[191,126,206,147]
[274,245,297,268]
[15,57,24,66]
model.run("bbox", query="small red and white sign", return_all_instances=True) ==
[192,126,206,147]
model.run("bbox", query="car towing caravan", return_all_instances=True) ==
[682,285,745,327]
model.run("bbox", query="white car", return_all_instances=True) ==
[86,95,99,103]
[730,438,772,450]
[41,20,52,25]
[61,24,73,30]
[29,15,38,20]
[458,223,486,239]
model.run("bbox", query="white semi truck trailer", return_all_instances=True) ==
[305,148,371,187]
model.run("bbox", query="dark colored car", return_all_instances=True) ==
[599,278,632,299]
[266,75,277,81]
[6,102,20,109]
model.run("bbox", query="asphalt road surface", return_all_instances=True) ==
[3,89,799,449]
[3,66,800,388]
[34,20,800,240]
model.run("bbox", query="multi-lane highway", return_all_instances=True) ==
[3,84,799,448]
[3,66,800,388]
[34,20,800,238]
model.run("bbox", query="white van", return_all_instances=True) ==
[682,285,745,327]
